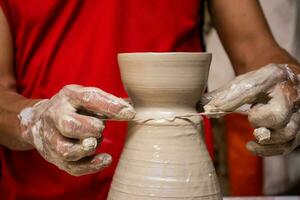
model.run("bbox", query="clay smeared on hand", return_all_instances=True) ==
[18,84,136,176]
[203,64,300,156]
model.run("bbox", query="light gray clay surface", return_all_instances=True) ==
[107,53,221,199]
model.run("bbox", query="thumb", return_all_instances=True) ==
[203,64,287,112]
[61,84,136,120]
[201,87,225,106]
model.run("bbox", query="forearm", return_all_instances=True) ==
[229,42,299,75]
[0,86,39,150]
[210,0,300,75]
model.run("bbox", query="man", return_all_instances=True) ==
[206,0,300,195]
[0,0,299,199]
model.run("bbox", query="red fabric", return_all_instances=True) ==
[225,114,263,195]
[0,1,210,199]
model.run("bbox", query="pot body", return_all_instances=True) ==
[108,52,221,199]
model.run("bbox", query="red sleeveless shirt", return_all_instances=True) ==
[0,1,206,199]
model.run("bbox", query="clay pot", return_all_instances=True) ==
[108,52,221,199]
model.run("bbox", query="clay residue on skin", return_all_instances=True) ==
[31,120,44,151]
[253,127,271,143]
[18,84,132,176]
[18,107,35,127]
[204,64,300,113]
[203,64,300,156]
[63,84,136,120]
[82,137,98,151]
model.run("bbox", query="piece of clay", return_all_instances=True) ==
[107,52,221,199]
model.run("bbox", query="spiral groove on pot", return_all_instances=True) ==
[107,118,221,199]
[108,52,221,199]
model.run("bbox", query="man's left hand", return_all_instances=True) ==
[203,63,300,156]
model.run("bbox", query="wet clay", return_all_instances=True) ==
[107,53,221,199]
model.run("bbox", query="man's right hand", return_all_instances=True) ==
[18,84,136,176]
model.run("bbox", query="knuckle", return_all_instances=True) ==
[61,152,74,161]
[60,84,83,97]
[43,128,58,146]
[248,111,262,126]
[90,119,105,134]
[60,85,70,95]
[281,129,296,141]
[57,148,70,160]
[59,116,78,135]
[271,109,289,125]
[62,84,81,91]
[60,147,82,161]
[248,113,257,123]
[249,108,288,128]
[55,141,76,159]
[43,107,58,123]
[43,112,53,122]
[58,115,105,139]
[61,151,81,162]
[80,89,103,104]
[268,64,287,80]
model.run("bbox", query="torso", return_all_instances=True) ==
[0,1,203,199]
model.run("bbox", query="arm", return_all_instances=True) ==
[0,7,38,150]
[0,8,135,176]
[205,0,300,156]
[209,0,299,74]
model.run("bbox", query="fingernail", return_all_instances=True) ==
[82,137,97,151]
[93,154,112,165]
[254,127,271,143]
[118,107,136,120]
[102,154,112,165]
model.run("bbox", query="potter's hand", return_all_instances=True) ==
[18,84,135,176]
[203,64,300,156]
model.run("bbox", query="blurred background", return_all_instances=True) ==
[204,0,300,196]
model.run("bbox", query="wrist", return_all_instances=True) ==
[18,99,48,149]
[287,64,300,76]
[233,46,300,75]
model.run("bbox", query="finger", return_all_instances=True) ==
[253,127,271,143]
[254,112,300,144]
[248,82,299,129]
[64,153,112,176]
[55,112,105,139]
[58,137,98,162]
[246,140,294,156]
[204,64,289,112]
[81,137,99,151]
[44,130,98,161]
[61,84,136,120]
